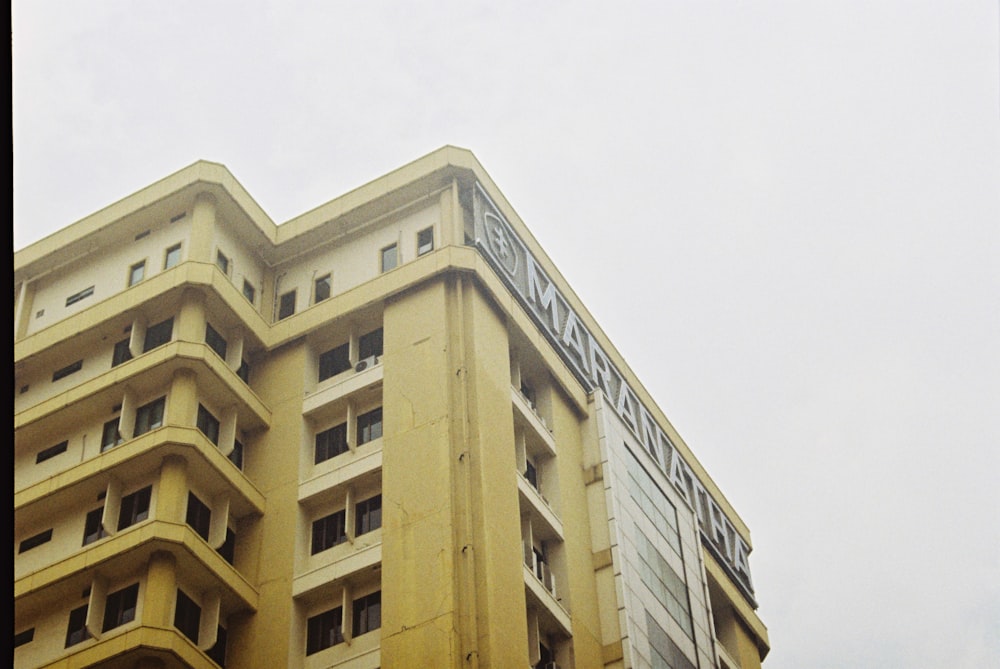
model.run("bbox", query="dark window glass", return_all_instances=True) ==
[65,286,94,306]
[174,589,201,643]
[102,417,123,451]
[357,408,383,445]
[278,291,296,320]
[314,274,331,303]
[218,527,236,565]
[319,343,351,381]
[355,494,382,536]
[129,261,145,286]
[237,359,251,384]
[525,460,538,490]
[53,359,83,381]
[229,439,245,470]
[18,529,53,553]
[13,628,34,648]
[352,591,381,637]
[118,486,152,530]
[143,318,174,352]
[197,404,221,445]
[216,251,230,274]
[186,492,211,540]
[311,510,347,554]
[207,626,228,666]
[306,606,343,655]
[102,583,139,632]
[134,397,166,436]
[65,604,91,647]
[315,423,348,464]
[83,507,107,546]
[164,244,181,269]
[242,280,256,304]
[359,328,383,359]
[417,227,434,255]
[381,244,397,272]
[36,440,68,463]
[205,323,228,359]
[112,338,133,367]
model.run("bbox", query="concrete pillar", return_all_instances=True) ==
[14,280,34,340]
[156,455,189,525]
[176,288,207,344]
[167,368,199,430]
[144,551,178,628]
[189,193,217,264]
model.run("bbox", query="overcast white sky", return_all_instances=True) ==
[13,2,1000,667]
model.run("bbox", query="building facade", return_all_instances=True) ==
[14,147,769,669]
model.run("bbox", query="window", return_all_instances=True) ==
[525,459,538,490]
[174,589,201,643]
[143,318,174,352]
[315,423,348,464]
[352,591,381,636]
[311,509,347,554]
[278,290,296,320]
[218,527,236,565]
[83,507,107,546]
[319,343,350,381]
[18,529,52,553]
[207,626,228,666]
[314,274,331,303]
[65,604,91,647]
[102,583,139,632]
[242,279,256,304]
[205,323,228,359]
[118,486,152,530]
[197,404,220,445]
[417,227,434,255]
[13,628,34,648]
[359,327,383,360]
[52,360,83,381]
[306,606,344,654]
[102,417,123,451]
[357,408,383,445]
[164,243,182,269]
[65,286,95,307]
[186,492,211,540]
[216,250,230,274]
[229,439,245,470]
[129,261,145,287]
[36,440,68,463]
[237,359,251,384]
[112,338,133,367]
[134,397,165,436]
[355,494,382,536]
[381,244,398,272]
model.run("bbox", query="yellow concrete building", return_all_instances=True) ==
[14,147,769,669]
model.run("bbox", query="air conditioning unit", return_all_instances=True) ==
[355,355,378,372]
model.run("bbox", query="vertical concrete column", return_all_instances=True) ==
[103,477,124,535]
[176,288,207,344]
[129,315,149,358]
[226,328,245,371]
[85,573,109,638]
[119,386,138,440]
[167,368,199,431]
[188,193,217,264]
[219,405,237,456]
[208,494,230,550]
[144,551,178,628]
[14,280,34,340]
[198,591,221,651]
[156,455,189,525]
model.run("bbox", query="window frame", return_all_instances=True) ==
[112,337,133,367]
[36,440,69,464]
[306,606,344,655]
[352,590,381,637]
[197,404,221,445]
[186,492,212,540]
[65,285,95,307]
[357,407,383,445]
[83,506,107,546]
[380,243,398,272]
[417,227,434,255]
[118,486,152,531]
[242,279,256,304]
[65,604,91,647]
[205,323,228,359]
[128,260,146,287]
[102,583,139,632]
[278,290,296,320]
[311,509,347,554]
[315,422,348,464]
[314,273,332,303]
[164,243,182,269]
[52,359,83,382]
[358,327,383,360]
[174,589,201,643]
[318,343,351,381]
[102,416,123,451]
[216,250,230,275]
[19,528,53,553]
[134,397,166,437]
[143,318,174,352]
[355,494,382,536]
